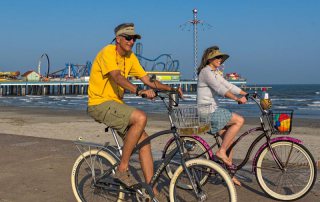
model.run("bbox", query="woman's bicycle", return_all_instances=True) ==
[70,89,237,202]
[162,92,317,201]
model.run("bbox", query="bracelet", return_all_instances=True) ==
[135,86,142,96]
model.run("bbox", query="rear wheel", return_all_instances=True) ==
[255,141,317,201]
[169,159,237,202]
[71,149,125,202]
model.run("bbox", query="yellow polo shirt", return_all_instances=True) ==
[88,44,147,105]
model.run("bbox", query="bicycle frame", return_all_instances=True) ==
[74,91,207,199]
[167,93,304,174]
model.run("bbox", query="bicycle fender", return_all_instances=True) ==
[162,136,214,159]
[251,137,303,173]
[192,136,214,159]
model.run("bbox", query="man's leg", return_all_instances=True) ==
[118,109,147,172]
[137,131,154,184]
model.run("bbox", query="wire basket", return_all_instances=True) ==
[269,109,294,134]
[171,103,211,135]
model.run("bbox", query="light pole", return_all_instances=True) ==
[190,9,199,80]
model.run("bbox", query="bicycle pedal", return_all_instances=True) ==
[99,178,120,186]
[234,173,247,180]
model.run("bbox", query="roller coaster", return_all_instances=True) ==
[135,42,180,72]
[39,43,179,80]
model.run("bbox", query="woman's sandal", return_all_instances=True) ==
[215,153,232,167]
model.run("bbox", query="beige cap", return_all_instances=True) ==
[114,23,141,39]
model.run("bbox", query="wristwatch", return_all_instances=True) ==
[136,86,142,96]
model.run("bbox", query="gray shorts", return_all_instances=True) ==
[210,108,232,134]
[87,101,136,139]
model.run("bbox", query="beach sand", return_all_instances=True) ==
[0,106,319,201]
[0,106,319,163]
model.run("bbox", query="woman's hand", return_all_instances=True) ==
[237,96,247,104]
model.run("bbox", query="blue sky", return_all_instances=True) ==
[0,0,319,84]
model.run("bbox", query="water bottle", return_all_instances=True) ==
[169,86,179,107]
[262,87,269,99]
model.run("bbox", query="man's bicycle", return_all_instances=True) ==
[162,92,317,201]
[70,90,237,202]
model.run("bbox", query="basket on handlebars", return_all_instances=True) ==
[171,103,211,135]
[269,109,294,134]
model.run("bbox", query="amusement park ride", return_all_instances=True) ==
[0,9,246,86]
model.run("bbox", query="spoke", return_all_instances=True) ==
[285,142,293,167]
[256,165,282,172]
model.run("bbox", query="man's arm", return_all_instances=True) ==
[108,70,156,98]
[108,70,137,94]
[140,75,184,97]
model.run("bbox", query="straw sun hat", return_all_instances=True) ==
[207,49,229,64]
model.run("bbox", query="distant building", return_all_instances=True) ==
[22,70,41,81]
[129,71,181,81]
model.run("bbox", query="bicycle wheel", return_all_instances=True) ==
[71,149,125,202]
[163,136,210,189]
[255,140,317,201]
[169,158,237,202]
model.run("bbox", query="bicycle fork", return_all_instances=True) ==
[267,140,295,171]
[175,139,208,201]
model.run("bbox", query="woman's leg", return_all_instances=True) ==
[216,113,244,186]
[216,113,244,166]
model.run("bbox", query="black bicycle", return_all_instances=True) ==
[71,90,237,202]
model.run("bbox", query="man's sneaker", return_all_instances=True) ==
[113,170,138,187]
[155,192,169,202]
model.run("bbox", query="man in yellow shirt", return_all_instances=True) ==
[88,23,182,200]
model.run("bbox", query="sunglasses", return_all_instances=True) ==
[214,55,224,60]
[121,35,137,42]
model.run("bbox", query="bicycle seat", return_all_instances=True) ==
[207,131,220,138]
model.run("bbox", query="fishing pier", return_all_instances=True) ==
[0,80,198,96]
[0,80,270,96]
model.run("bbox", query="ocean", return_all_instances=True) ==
[0,84,319,119]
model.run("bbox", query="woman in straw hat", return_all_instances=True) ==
[197,46,248,186]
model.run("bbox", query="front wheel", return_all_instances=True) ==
[71,149,125,202]
[169,158,237,202]
[255,140,317,201]
[163,136,211,189]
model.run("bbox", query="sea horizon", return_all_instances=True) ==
[0,84,319,120]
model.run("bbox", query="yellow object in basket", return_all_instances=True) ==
[260,99,272,110]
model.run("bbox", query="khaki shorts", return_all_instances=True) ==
[87,101,136,139]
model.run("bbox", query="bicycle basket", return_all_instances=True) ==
[171,103,211,135]
[269,109,293,134]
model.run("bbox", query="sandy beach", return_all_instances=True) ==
[0,106,319,163]
[0,106,319,202]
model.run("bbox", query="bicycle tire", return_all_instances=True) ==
[255,140,317,201]
[163,136,210,189]
[71,149,125,202]
[169,158,237,202]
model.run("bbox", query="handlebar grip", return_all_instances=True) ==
[245,93,250,99]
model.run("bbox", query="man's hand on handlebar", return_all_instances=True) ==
[138,89,156,99]
[175,87,184,99]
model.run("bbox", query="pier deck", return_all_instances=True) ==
[0,80,268,96]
